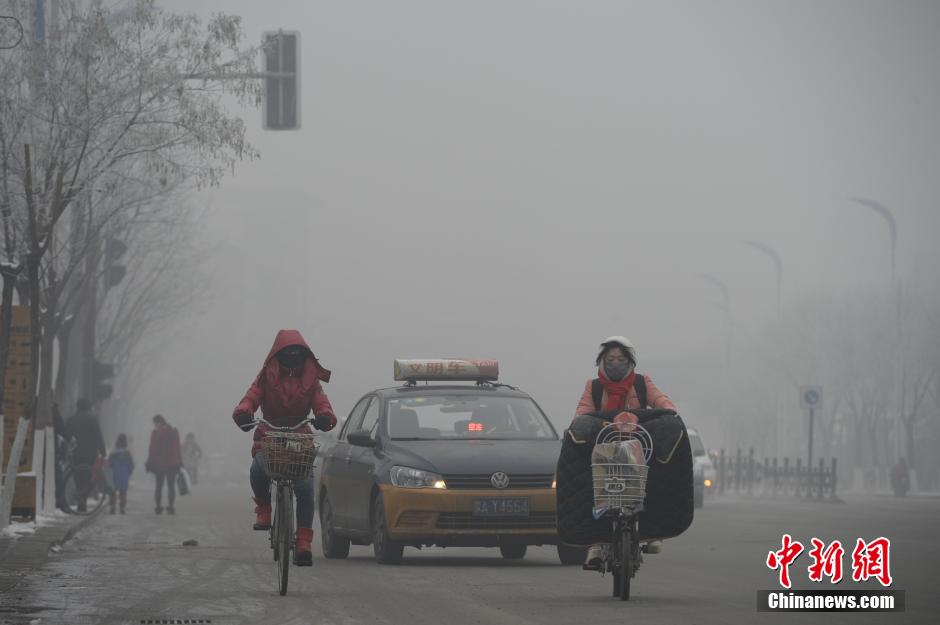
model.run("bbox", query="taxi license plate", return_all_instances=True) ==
[472,497,529,517]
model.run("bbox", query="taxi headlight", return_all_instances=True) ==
[390,466,447,489]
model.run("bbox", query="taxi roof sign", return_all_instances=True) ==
[394,359,499,382]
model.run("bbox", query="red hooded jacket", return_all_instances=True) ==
[147,424,182,470]
[233,330,336,456]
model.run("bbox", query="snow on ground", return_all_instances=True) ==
[0,510,68,538]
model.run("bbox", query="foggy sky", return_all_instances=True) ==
[125,1,940,456]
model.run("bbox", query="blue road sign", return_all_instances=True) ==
[800,385,822,410]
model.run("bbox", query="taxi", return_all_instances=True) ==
[317,359,584,564]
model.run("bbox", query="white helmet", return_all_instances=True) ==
[597,335,637,366]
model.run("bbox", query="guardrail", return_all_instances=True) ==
[715,448,839,501]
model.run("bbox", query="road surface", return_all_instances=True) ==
[1,479,936,624]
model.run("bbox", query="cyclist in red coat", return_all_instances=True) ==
[232,329,337,566]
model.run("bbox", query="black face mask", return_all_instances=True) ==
[276,347,306,369]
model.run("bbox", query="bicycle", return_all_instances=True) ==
[590,422,653,601]
[61,443,111,515]
[255,417,319,596]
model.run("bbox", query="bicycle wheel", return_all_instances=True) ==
[610,519,632,600]
[62,467,105,515]
[617,523,633,601]
[87,475,108,514]
[276,483,293,596]
[271,488,279,562]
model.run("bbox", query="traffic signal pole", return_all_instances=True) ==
[81,203,98,403]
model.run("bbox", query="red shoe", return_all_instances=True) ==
[253,497,271,530]
[294,527,313,566]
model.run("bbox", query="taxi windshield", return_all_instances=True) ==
[386,395,557,441]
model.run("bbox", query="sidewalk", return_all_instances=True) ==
[0,509,102,592]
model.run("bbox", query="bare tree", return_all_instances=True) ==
[1,0,261,525]
[0,0,260,411]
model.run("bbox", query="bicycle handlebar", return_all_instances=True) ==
[253,416,316,432]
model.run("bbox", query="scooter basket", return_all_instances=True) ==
[259,432,318,480]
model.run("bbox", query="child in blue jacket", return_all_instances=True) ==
[108,434,135,514]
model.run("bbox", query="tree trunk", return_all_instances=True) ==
[26,254,41,419]
[54,315,75,405]
[0,264,21,408]
[904,416,915,465]
[0,416,30,529]
[35,312,57,428]
[867,418,879,470]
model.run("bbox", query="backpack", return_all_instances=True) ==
[590,375,647,411]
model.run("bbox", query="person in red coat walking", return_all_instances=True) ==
[232,329,337,566]
[145,414,183,515]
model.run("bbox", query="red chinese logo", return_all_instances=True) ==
[766,534,804,589]
[851,537,892,587]
[767,535,893,588]
[807,538,844,584]
[446,361,466,375]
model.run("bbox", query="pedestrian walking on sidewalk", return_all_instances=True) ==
[108,434,135,514]
[182,432,204,485]
[65,399,107,513]
[52,403,70,513]
[145,415,182,515]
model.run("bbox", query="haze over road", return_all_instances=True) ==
[1,480,935,625]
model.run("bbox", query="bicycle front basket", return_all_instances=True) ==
[260,432,318,480]
[591,460,649,512]
[590,423,652,513]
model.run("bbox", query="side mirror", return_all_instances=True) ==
[347,430,377,448]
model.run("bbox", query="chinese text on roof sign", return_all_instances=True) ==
[393,359,499,382]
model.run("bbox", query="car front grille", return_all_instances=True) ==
[442,473,554,489]
[436,511,556,530]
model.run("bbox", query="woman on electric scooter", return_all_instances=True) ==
[575,336,677,570]
[232,329,337,566]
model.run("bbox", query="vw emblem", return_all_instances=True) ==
[490,472,510,489]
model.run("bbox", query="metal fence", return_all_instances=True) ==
[715,448,839,501]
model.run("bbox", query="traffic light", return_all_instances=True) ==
[263,31,300,130]
[92,359,114,402]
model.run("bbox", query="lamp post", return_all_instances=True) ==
[698,273,735,450]
[698,273,733,368]
[742,240,783,316]
[741,240,785,457]
[850,198,896,282]
[850,197,903,486]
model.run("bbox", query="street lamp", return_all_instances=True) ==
[742,240,783,315]
[850,197,904,472]
[850,197,897,282]
[698,273,733,367]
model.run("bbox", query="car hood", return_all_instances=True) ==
[383,439,562,475]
